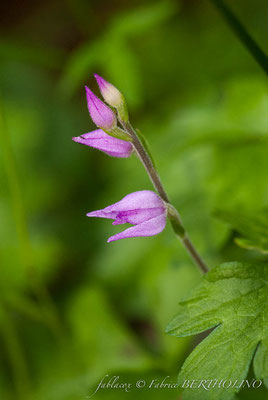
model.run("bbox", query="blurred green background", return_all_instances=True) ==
[0,0,268,399]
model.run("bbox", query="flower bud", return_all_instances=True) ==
[94,74,129,123]
[85,86,116,130]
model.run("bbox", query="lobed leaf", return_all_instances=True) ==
[166,262,268,399]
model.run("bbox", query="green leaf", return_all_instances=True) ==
[59,1,178,99]
[166,262,268,400]
[254,340,268,388]
[110,0,177,37]
[215,209,268,254]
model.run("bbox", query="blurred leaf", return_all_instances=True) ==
[167,262,268,399]
[0,39,64,69]
[139,241,201,361]
[58,39,104,97]
[215,208,268,254]
[3,292,43,322]
[152,76,268,216]
[101,37,143,107]
[110,0,177,37]
[59,1,178,100]
[67,286,152,372]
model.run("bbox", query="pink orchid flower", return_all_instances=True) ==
[87,190,167,242]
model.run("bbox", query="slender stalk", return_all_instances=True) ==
[182,236,208,274]
[126,124,169,202]
[211,0,268,75]
[121,121,208,274]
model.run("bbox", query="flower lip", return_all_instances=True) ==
[72,129,133,158]
[87,190,167,242]
[94,74,123,107]
[85,86,116,130]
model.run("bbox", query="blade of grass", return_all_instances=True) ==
[0,304,31,400]
[211,0,268,75]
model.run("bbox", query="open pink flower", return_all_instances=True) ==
[72,129,133,158]
[87,190,167,242]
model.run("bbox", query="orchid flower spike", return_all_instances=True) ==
[85,86,116,130]
[87,190,167,242]
[94,74,129,123]
[72,129,133,158]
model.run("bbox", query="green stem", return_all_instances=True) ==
[0,97,63,340]
[211,0,268,74]
[121,121,208,274]
[0,304,31,399]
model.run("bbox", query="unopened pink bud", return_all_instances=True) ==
[94,74,129,122]
[94,74,123,107]
[85,86,116,130]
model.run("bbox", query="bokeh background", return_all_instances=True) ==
[0,0,268,399]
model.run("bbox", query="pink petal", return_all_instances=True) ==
[85,87,116,130]
[72,129,132,158]
[102,191,165,215]
[94,74,111,93]
[112,207,164,225]
[107,213,167,242]
[86,209,118,220]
